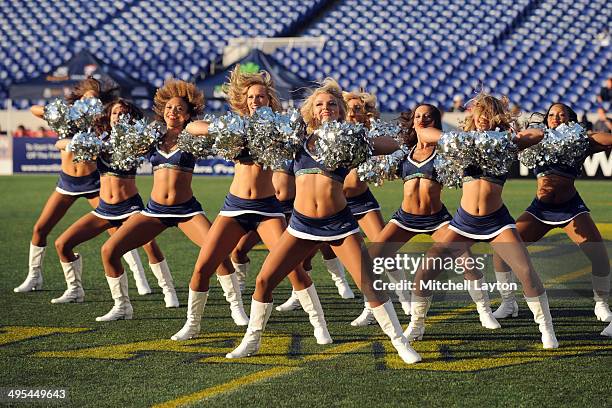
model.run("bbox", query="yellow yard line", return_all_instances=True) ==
[151,366,297,408]
[545,261,612,285]
[152,341,369,408]
[153,255,612,407]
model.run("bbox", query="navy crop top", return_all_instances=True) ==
[275,159,295,176]
[534,161,582,179]
[293,139,350,183]
[148,147,196,173]
[462,164,507,185]
[97,155,137,178]
[234,146,254,163]
[398,146,439,183]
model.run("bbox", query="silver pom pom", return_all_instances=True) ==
[177,129,215,158]
[68,98,103,130]
[43,99,74,139]
[368,119,402,144]
[209,111,248,160]
[247,107,305,170]
[434,130,517,188]
[313,121,372,170]
[519,122,588,170]
[357,147,407,186]
[473,130,517,176]
[108,117,164,171]
[66,131,104,162]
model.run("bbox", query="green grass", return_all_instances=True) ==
[0,175,611,408]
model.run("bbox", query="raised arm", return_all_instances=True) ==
[589,132,612,153]
[414,127,442,143]
[30,105,45,119]
[185,120,209,136]
[371,136,400,155]
[512,128,545,150]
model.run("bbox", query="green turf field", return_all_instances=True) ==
[1,175,611,408]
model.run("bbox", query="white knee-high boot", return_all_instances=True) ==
[226,299,274,358]
[218,274,249,326]
[295,284,332,344]
[51,255,84,304]
[123,249,151,295]
[602,321,612,337]
[325,258,355,299]
[525,292,558,349]
[149,259,179,308]
[14,243,46,292]
[96,274,133,321]
[275,290,301,312]
[231,259,249,293]
[276,269,310,312]
[592,274,612,322]
[371,300,421,364]
[386,269,411,315]
[171,288,209,340]
[493,270,519,318]
[404,294,432,341]
[466,277,501,329]
[351,299,375,327]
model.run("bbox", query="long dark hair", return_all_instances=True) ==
[542,103,578,128]
[95,98,143,136]
[398,103,442,147]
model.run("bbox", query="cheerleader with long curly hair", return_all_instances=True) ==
[171,67,330,345]
[96,80,245,323]
[225,78,421,364]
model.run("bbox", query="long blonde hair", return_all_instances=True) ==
[226,64,282,116]
[463,92,517,131]
[301,78,347,133]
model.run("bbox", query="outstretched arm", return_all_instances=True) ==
[589,132,612,153]
[31,105,44,119]
[415,127,442,143]
[513,128,545,150]
[185,120,209,136]
[371,136,400,155]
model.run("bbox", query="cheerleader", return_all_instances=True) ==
[275,90,384,313]
[52,99,177,307]
[406,93,558,349]
[492,103,612,323]
[226,78,421,364]
[365,104,499,330]
[171,67,330,345]
[230,157,296,295]
[13,78,152,296]
[97,79,245,322]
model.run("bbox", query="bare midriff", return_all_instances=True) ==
[60,150,97,176]
[401,178,444,215]
[229,162,276,199]
[535,174,576,204]
[460,179,505,215]
[150,168,194,205]
[294,174,347,217]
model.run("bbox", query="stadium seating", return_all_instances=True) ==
[1,0,610,113]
